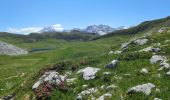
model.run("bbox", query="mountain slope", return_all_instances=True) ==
[95,16,170,39]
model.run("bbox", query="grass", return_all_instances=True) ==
[0,29,170,100]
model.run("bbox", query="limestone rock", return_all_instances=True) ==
[77,67,100,80]
[133,39,148,45]
[128,83,155,95]
[105,60,119,69]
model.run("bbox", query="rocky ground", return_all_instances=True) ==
[0,41,28,56]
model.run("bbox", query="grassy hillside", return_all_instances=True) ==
[0,17,170,100]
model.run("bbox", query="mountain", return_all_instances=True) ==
[40,24,118,35]
[84,25,117,35]
[39,24,64,33]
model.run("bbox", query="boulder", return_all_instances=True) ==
[150,55,165,64]
[127,83,155,95]
[105,60,119,69]
[96,93,112,100]
[77,67,100,80]
[133,39,148,45]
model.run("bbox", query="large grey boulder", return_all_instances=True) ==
[133,39,148,45]
[0,41,28,56]
[128,83,155,95]
[77,67,100,80]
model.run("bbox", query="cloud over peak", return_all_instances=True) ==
[7,24,64,35]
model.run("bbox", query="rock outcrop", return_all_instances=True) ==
[128,83,155,95]
[0,41,28,56]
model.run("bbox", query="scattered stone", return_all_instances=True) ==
[103,72,111,75]
[140,68,149,74]
[105,60,119,69]
[121,42,130,50]
[150,55,166,64]
[96,93,112,100]
[77,88,98,99]
[108,51,114,55]
[158,27,166,33]
[106,84,117,90]
[139,46,161,52]
[66,78,77,83]
[1,93,16,100]
[133,38,148,45]
[77,67,100,80]
[155,88,161,93]
[154,98,162,100]
[153,43,161,47]
[157,73,161,78]
[0,41,28,56]
[127,83,155,95]
[166,71,170,75]
[160,62,170,70]
[82,85,88,88]
[114,50,122,54]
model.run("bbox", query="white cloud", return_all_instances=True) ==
[7,27,42,35]
[52,24,64,31]
[7,24,64,35]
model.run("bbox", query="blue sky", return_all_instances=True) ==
[0,0,170,34]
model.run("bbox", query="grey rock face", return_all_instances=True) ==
[0,41,28,56]
[128,83,155,95]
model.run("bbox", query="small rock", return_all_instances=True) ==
[96,93,112,100]
[139,47,160,52]
[114,50,122,54]
[66,78,77,83]
[106,84,117,90]
[166,71,170,75]
[103,72,111,75]
[128,83,155,95]
[154,98,162,100]
[155,88,160,93]
[77,67,100,80]
[105,60,119,69]
[140,68,148,74]
[158,27,166,33]
[108,51,114,55]
[133,39,148,45]
[77,88,98,99]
